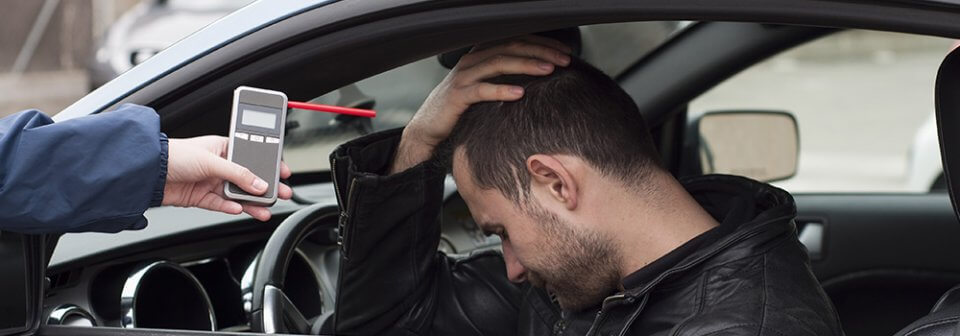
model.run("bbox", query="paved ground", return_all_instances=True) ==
[0,70,88,118]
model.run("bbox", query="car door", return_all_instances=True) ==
[685,28,960,336]
[25,0,960,336]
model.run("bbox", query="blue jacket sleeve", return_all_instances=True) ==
[0,104,168,234]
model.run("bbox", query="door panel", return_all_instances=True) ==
[795,194,960,336]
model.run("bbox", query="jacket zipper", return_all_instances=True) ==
[337,177,359,254]
[330,157,358,256]
[584,294,627,336]
[617,294,649,336]
[331,158,344,206]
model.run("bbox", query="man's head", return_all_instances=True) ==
[442,57,663,311]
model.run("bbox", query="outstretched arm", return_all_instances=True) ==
[0,104,292,233]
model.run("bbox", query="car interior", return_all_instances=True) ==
[20,3,960,335]
[893,40,960,336]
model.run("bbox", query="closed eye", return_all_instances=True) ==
[483,228,508,241]
[479,222,506,239]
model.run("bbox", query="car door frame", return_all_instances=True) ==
[29,0,960,335]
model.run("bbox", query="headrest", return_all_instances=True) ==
[438,27,583,69]
[935,47,960,220]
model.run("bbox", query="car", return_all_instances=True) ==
[6,1,960,336]
[907,113,946,192]
[87,0,254,90]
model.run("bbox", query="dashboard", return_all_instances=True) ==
[40,181,497,332]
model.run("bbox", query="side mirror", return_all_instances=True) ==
[0,232,46,336]
[681,110,799,182]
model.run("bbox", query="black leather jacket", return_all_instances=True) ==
[330,129,844,336]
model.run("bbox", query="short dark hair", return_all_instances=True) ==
[441,58,661,204]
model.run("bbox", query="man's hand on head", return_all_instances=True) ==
[163,136,293,221]
[391,36,573,174]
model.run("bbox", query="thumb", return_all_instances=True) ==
[205,155,268,195]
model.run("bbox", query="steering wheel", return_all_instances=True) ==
[249,203,339,334]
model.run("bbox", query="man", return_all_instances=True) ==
[330,38,842,335]
[0,104,292,233]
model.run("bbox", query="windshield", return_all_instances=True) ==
[283,21,687,173]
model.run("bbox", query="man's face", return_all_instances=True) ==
[452,151,622,311]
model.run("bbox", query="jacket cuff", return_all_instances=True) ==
[337,128,404,175]
[332,128,445,176]
[151,132,168,207]
[329,128,447,261]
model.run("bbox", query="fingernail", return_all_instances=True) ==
[559,54,571,65]
[538,62,553,71]
[253,179,268,190]
[510,87,524,96]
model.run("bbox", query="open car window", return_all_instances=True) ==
[282,21,687,173]
[690,30,953,193]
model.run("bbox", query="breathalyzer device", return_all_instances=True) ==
[224,86,287,205]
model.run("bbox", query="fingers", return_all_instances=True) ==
[195,192,244,215]
[216,136,230,159]
[277,162,292,200]
[280,161,292,179]
[277,183,293,200]
[208,184,280,221]
[205,155,269,196]
[458,83,525,104]
[242,204,272,221]
[458,54,559,84]
[184,135,230,158]
[206,186,274,221]
[201,195,272,222]
[445,39,572,105]
[462,39,571,68]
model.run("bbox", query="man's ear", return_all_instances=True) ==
[526,154,578,210]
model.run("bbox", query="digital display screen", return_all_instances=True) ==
[241,109,277,129]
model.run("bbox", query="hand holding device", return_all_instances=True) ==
[220,86,374,209]
[224,86,288,205]
[164,136,292,221]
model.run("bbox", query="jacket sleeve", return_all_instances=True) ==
[0,104,167,234]
[331,128,522,336]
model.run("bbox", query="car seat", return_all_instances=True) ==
[893,44,960,336]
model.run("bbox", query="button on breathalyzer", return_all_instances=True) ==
[224,86,287,205]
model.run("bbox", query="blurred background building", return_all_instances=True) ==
[1,0,136,117]
[0,0,250,118]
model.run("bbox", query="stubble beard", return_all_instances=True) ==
[522,202,623,312]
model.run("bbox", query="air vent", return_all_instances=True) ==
[47,304,97,326]
[48,269,81,290]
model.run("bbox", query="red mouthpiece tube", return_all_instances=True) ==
[287,101,376,118]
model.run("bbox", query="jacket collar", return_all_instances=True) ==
[621,174,797,297]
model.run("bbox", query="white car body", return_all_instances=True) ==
[906,113,943,192]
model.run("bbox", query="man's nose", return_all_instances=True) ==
[502,241,527,283]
